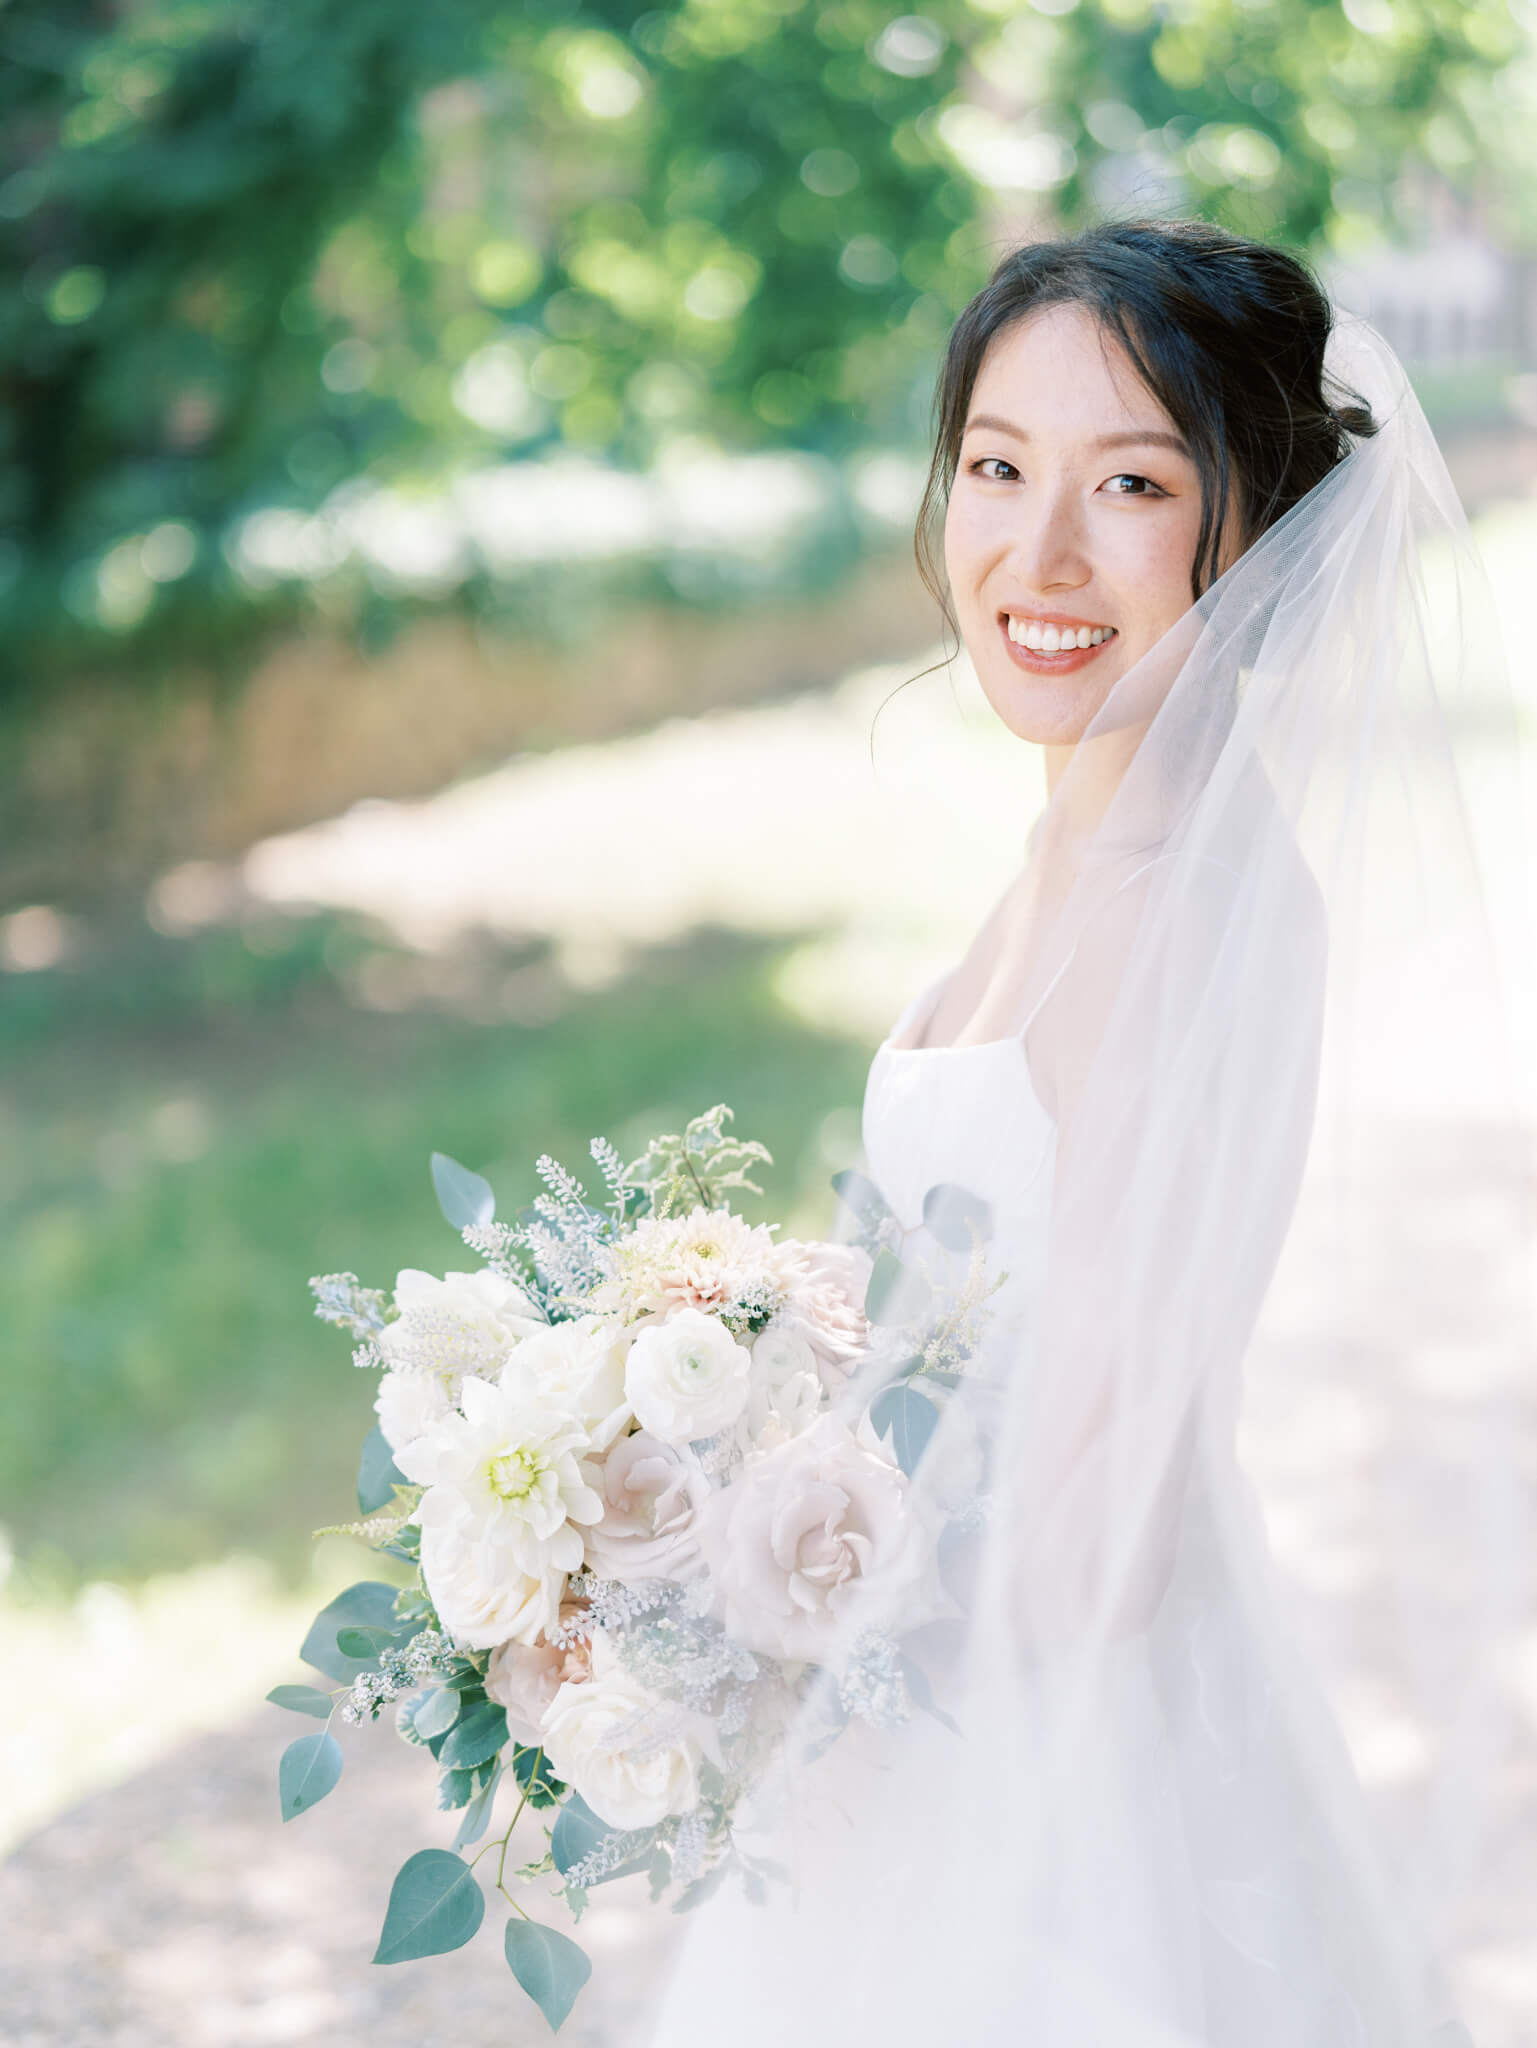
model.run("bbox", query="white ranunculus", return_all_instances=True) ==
[703,1414,932,1663]
[743,1326,824,1450]
[418,1518,566,1650]
[377,1267,546,1395]
[584,1431,710,1584]
[623,1307,752,1445]
[374,1366,455,1453]
[501,1314,632,1452]
[395,1375,603,1646]
[539,1636,713,1831]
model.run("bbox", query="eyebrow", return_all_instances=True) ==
[963,412,1190,455]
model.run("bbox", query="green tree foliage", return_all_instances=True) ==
[0,0,1523,694]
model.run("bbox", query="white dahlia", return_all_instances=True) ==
[394,1376,603,1646]
[596,1206,785,1325]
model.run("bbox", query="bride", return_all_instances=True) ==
[645,221,1528,2045]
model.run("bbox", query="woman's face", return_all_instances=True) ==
[943,300,1218,750]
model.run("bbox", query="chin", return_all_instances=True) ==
[976,668,1117,747]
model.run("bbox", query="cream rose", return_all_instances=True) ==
[772,1240,873,1387]
[703,1415,930,1662]
[538,1637,712,1831]
[623,1307,752,1444]
[584,1431,710,1583]
[418,1519,567,1650]
[485,1618,592,1744]
[500,1313,632,1452]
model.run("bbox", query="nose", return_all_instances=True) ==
[1007,480,1091,595]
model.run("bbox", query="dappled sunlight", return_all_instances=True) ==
[0,1543,383,1855]
[238,648,1041,1041]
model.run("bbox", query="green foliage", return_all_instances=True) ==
[511,1742,565,1809]
[868,1380,939,1476]
[920,1180,991,1251]
[829,1165,892,1248]
[452,1758,503,1848]
[430,1150,496,1231]
[355,1424,406,1515]
[437,1699,508,1772]
[0,922,868,1591]
[863,1244,931,1325]
[1,0,1523,692]
[299,1580,403,1681]
[278,1727,343,1819]
[372,1848,485,1963]
[265,1682,333,1718]
[550,1791,615,1878]
[504,1916,592,2034]
[411,1684,463,1741]
[622,1102,773,1217]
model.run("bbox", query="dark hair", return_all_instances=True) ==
[915,219,1377,620]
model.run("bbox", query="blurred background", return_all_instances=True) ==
[4,0,1537,2041]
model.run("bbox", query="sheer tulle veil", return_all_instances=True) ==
[644,315,1535,2046]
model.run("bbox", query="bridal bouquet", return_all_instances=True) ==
[270,1107,996,2031]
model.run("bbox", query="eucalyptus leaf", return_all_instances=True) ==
[864,1246,932,1326]
[869,1382,939,1476]
[550,1793,613,1878]
[829,1167,892,1239]
[504,1917,591,2033]
[372,1849,485,1964]
[898,1653,962,1736]
[863,1246,906,1324]
[336,1623,410,1660]
[453,1761,502,1849]
[356,1424,405,1515]
[438,1701,507,1772]
[266,1684,332,1719]
[300,1582,402,1682]
[921,1180,994,1251]
[412,1686,462,1742]
[431,1151,495,1231]
[279,1730,343,1821]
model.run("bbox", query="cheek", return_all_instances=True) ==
[1106,510,1201,637]
[942,495,994,609]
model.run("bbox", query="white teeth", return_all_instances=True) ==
[1006,618,1115,651]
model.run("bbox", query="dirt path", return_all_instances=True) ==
[0,1711,679,2048]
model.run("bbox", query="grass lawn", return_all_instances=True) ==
[1,910,870,1594]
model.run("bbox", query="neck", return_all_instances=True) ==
[1040,723,1149,839]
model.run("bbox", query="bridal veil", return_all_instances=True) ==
[643,314,1534,2046]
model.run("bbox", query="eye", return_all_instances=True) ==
[967,456,1019,482]
[1101,472,1167,497]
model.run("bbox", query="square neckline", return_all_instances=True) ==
[875,967,1034,1061]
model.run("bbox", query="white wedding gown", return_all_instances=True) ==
[648,969,1466,2047]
